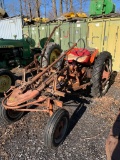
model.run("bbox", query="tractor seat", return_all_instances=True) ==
[67,48,91,63]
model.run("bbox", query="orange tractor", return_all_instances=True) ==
[1,39,112,148]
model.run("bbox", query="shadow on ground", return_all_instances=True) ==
[61,94,90,141]
[67,102,87,136]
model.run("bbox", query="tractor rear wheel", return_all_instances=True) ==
[44,108,69,148]
[91,51,112,97]
[0,69,15,95]
[45,42,62,65]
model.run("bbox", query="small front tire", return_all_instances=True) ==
[0,104,24,124]
[44,108,69,148]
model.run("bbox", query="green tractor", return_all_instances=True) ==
[89,0,115,16]
[0,27,62,95]
[0,37,41,94]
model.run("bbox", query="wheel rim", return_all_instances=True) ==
[50,49,61,64]
[101,58,112,94]
[6,109,23,120]
[53,117,68,144]
[0,75,12,93]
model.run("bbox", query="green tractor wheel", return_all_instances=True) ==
[45,42,62,65]
[0,69,15,95]
[49,48,61,64]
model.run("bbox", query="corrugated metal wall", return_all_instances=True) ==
[0,16,22,39]
[88,17,120,71]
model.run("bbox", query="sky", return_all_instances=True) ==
[113,0,120,10]
[2,0,120,17]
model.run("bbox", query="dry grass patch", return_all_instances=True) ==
[90,96,120,125]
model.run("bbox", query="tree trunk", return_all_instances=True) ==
[70,0,73,12]
[80,0,83,12]
[52,0,57,18]
[65,0,68,12]
[28,1,32,19]
[19,0,23,16]
[35,0,40,17]
[59,0,63,16]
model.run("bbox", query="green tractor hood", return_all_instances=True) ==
[0,38,27,48]
[0,37,36,48]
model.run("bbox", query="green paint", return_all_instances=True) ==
[89,0,115,16]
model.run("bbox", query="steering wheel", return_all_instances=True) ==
[68,38,86,53]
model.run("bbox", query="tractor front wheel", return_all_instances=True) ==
[44,108,69,148]
[91,51,112,97]
[0,104,24,124]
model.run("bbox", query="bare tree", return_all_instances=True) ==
[28,0,32,19]
[5,0,20,16]
[47,10,54,20]
[19,0,23,16]
[5,0,89,18]
[52,0,57,18]
[42,0,47,17]
[65,0,74,12]
[35,0,40,17]
[22,0,30,17]
[22,0,32,18]
[80,0,86,12]
[70,0,73,12]
[65,0,69,12]
[59,0,63,16]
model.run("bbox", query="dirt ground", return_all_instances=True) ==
[0,72,120,160]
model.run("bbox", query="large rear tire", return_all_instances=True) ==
[44,108,69,148]
[0,69,15,95]
[91,51,112,97]
[45,42,62,65]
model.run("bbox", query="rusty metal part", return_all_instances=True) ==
[2,94,63,116]
[46,88,65,97]
[102,70,110,80]
[89,49,99,64]
[3,95,47,109]
[86,68,92,79]
[17,42,77,94]
[80,67,92,79]
[102,64,111,89]
[24,53,41,71]
[2,36,98,119]
[6,75,55,106]
[19,25,62,82]
[40,24,61,68]
[47,98,53,116]
[2,40,79,116]
[105,112,120,160]
[73,82,91,91]
[42,25,61,51]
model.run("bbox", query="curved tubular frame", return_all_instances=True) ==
[2,41,79,115]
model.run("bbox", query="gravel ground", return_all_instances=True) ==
[0,72,120,160]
